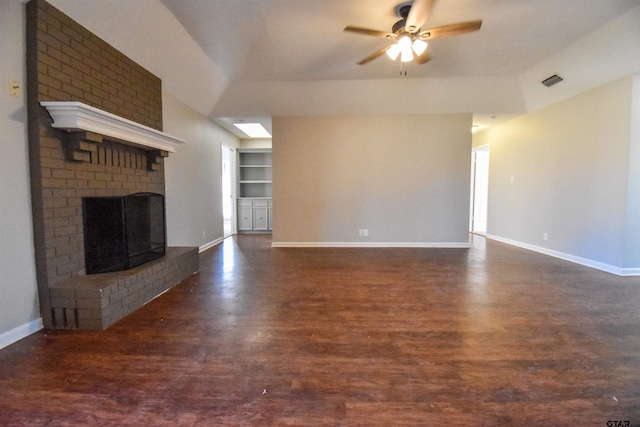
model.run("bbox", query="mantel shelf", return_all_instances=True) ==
[41,101,186,153]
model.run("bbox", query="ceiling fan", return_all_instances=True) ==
[344,0,482,66]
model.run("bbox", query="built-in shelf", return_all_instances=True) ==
[238,150,272,192]
[237,149,272,233]
[41,101,186,153]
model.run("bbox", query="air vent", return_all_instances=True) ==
[541,74,564,87]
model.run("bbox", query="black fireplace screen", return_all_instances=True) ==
[83,192,166,274]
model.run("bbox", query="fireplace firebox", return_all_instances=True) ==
[83,193,166,274]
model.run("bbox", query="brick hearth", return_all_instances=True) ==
[49,247,198,330]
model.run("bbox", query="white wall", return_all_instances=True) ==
[0,0,42,347]
[162,93,240,250]
[623,75,640,268]
[475,76,637,272]
[272,114,472,246]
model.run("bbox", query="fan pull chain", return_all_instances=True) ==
[400,62,408,77]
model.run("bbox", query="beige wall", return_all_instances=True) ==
[240,138,272,150]
[272,114,472,245]
[0,1,41,344]
[163,93,240,249]
[474,76,637,271]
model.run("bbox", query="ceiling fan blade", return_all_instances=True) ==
[344,26,395,39]
[414,49,432,65]
[405,0,438,33]
[418,20,482,40]
[357,45,392,65]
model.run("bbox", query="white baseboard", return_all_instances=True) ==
[620,267,640,276]
[0,318,43,351]
[199,237,224,253]
[271,241,471,248]
[486,234,640,276]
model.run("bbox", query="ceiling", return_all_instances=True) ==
[159,0,639,137]
[161,0,636,81]
[50,0,640,138]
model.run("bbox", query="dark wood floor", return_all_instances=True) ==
[1,235,640,426]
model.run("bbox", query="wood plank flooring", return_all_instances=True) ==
[1,235,640,426]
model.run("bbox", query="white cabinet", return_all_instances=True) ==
[238,206,253,231]
[237,199,271,233]
[237,149,272,234]
[253,207,269,230]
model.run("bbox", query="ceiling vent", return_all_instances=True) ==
[541,74,564,87]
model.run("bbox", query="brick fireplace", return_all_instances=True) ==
[26,0,198,330]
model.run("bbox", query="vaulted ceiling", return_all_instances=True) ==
[161,0,635,81]
[48,0,640,135]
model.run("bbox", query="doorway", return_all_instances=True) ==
[221,145,235,238]
[471,147,490,234]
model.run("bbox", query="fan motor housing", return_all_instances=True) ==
[393,2,413,33]
[392,19,407,33]
[395,2,413,18]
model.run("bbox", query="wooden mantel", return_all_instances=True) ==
[41,101,186,153]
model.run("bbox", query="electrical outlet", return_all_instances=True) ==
[543,233,548,241]
[359,229,363,236]
[363,229,368,237]
[202,231,206,238]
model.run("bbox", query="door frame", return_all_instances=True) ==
[221,145,237,237]
[470,145,490,235]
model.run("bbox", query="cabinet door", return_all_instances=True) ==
[238,207,253,230]
[268,207,273,231]
[253,207,268,231]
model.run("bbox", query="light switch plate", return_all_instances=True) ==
[9,80,20,97]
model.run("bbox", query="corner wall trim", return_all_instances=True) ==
[0,318,44,351]
[199,237,224,253]
[271,242,471,248]
[486,234,640,276]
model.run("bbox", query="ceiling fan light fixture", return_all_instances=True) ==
[400,49,413,62]
[345,2,483,68]
[398,35,412,51]
[398,36,413,62]
[386,44,401,60]
[412,39,428,56]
